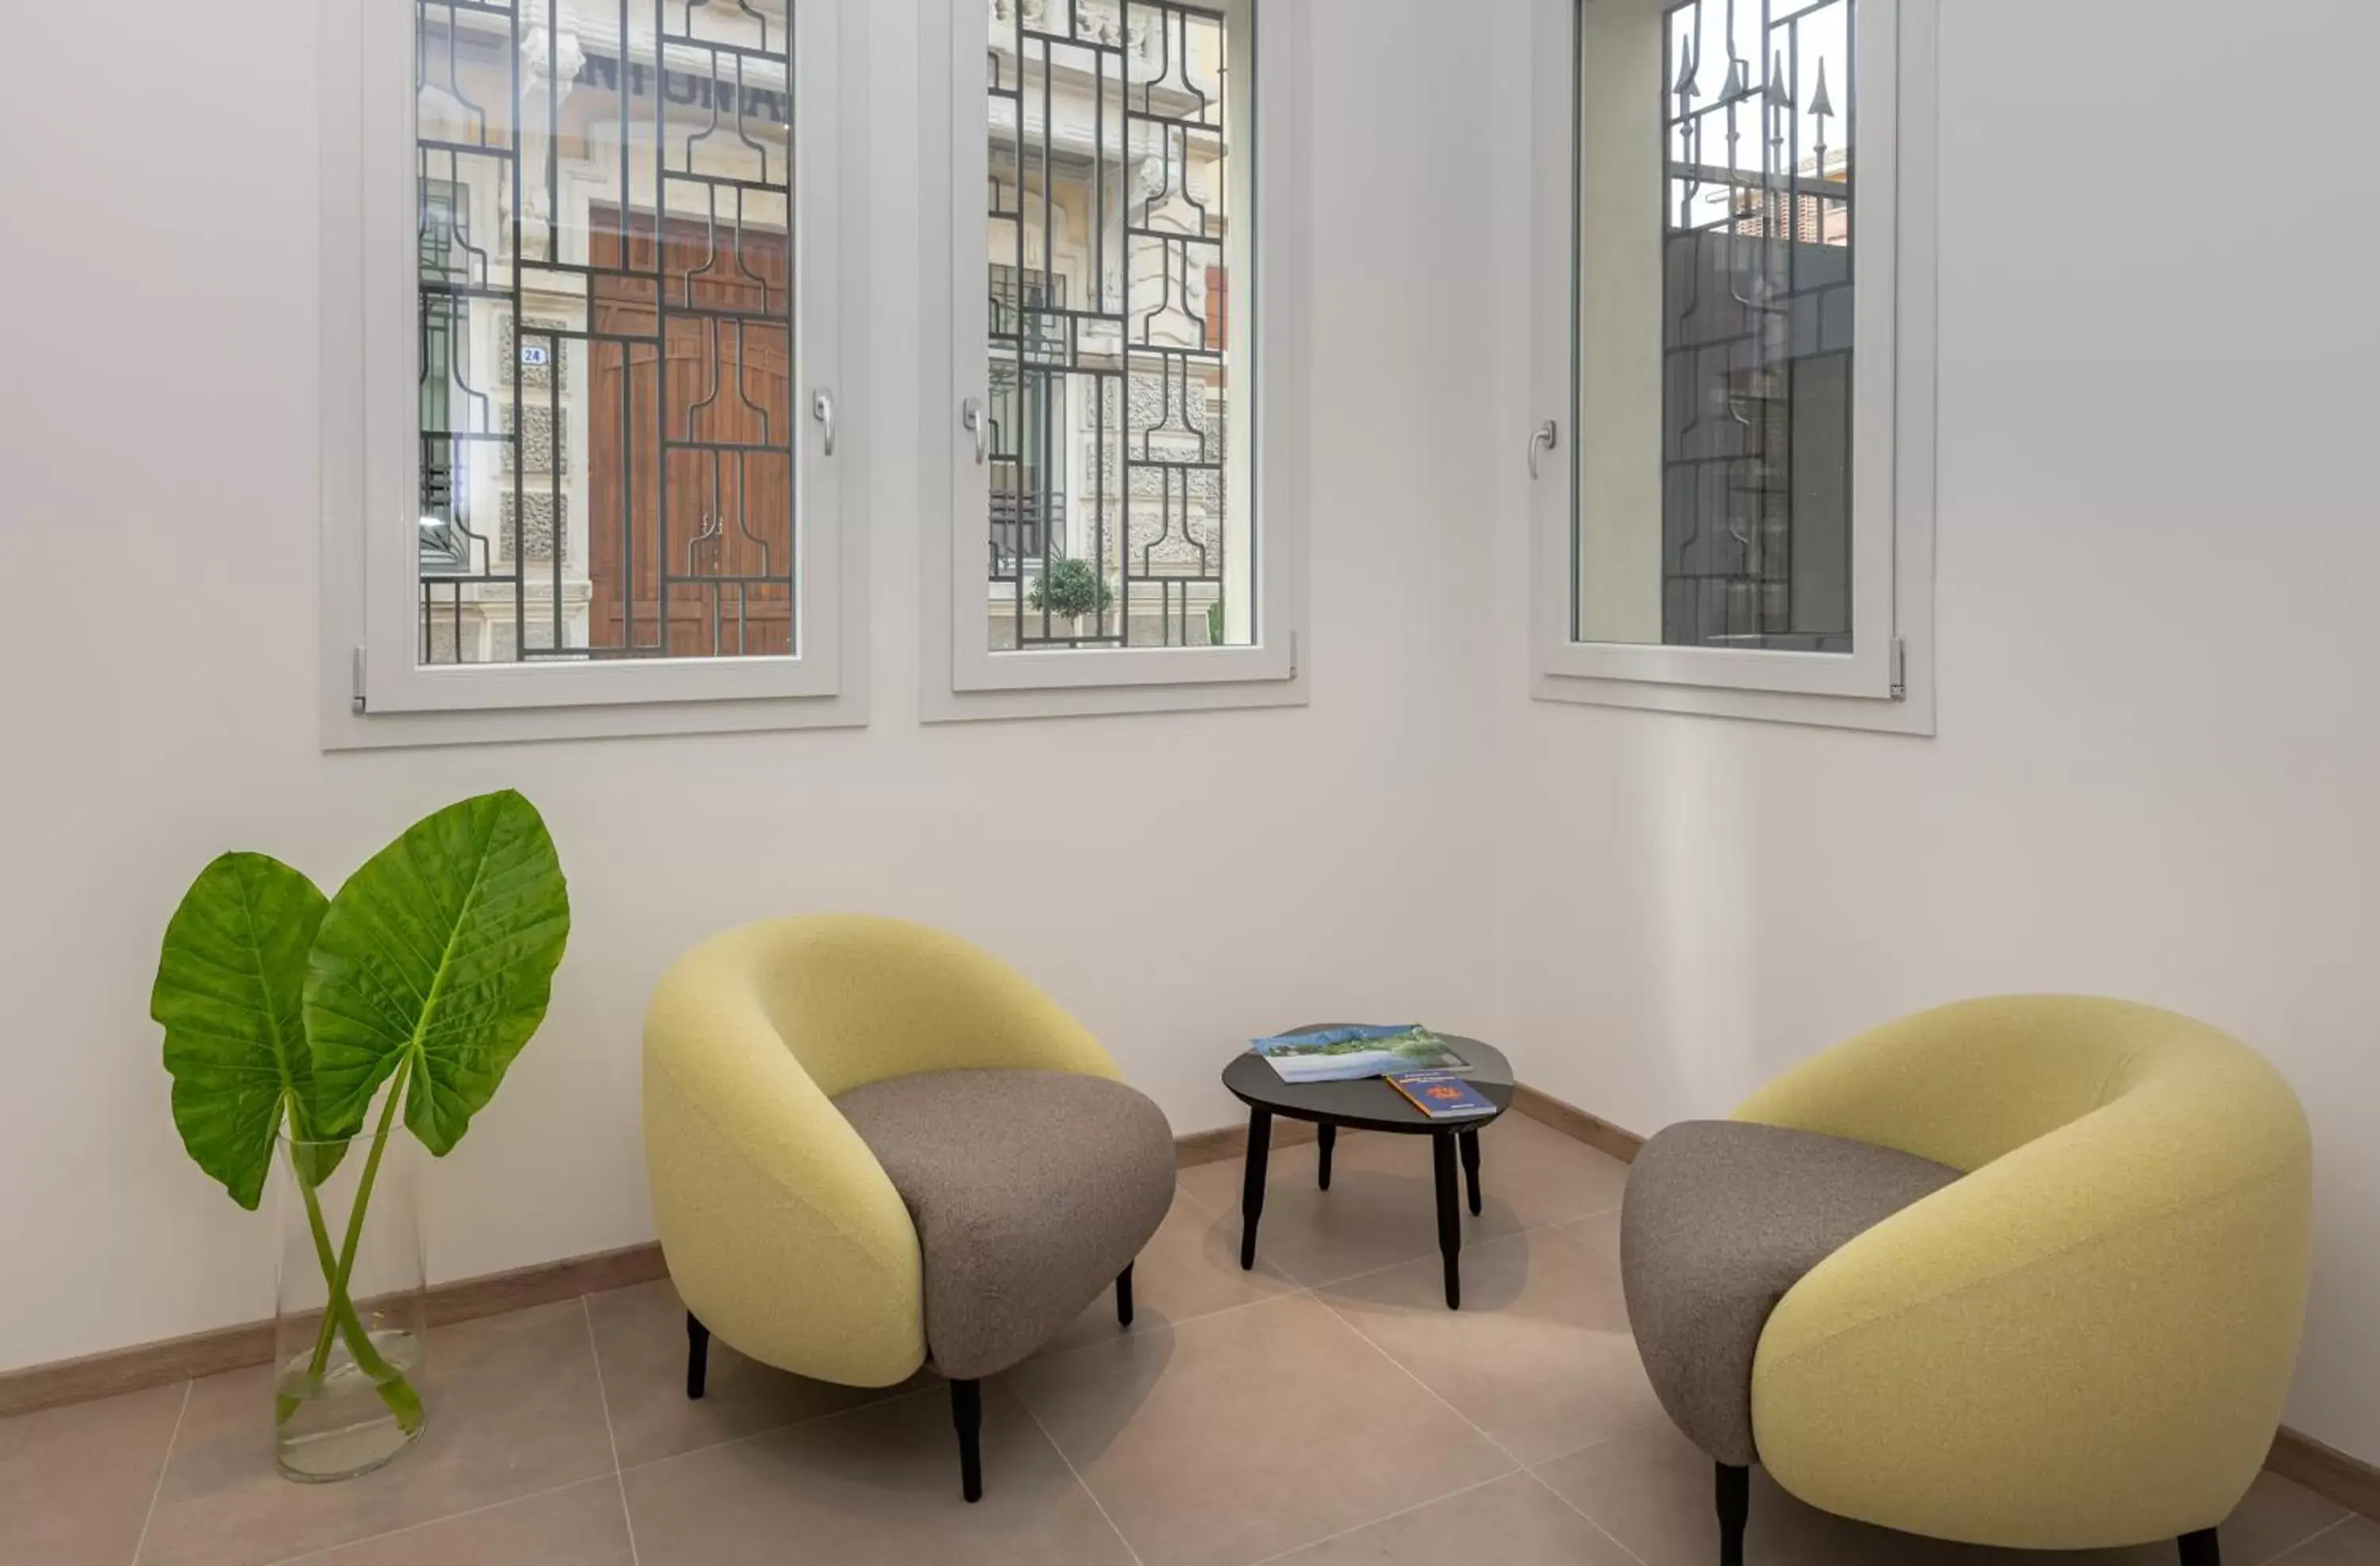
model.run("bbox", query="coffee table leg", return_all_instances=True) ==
[1432,1132,1463,1309]
[1460,1128,1483,1216]
[1317,1123,1336,1191]
[1240,1107,1272,1271]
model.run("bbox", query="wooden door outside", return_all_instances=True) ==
[586,212,795,658]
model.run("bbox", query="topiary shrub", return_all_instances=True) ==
[1029,557,1114,620]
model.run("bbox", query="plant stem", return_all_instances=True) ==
[292,1165,416,1423]
[309,1058,409,1373]
[297,1061,422,1432]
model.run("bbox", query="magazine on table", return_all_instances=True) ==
[1384,1069,1499,1119]
[1249,1024,1470,1084]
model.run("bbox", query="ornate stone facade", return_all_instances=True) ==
[499,315,570,392]
[498,490,566,563]
[501,405,567,475]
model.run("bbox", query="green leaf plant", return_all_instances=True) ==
[152,793,570,1442]
[1027,556,1115,621]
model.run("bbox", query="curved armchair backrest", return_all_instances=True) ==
[724,915,1120,1096]
[1732,994,2304,1177]
[1739,996,2313,1549]
[642,915,1120,1388]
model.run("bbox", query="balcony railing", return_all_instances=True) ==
[989,488,1065,575]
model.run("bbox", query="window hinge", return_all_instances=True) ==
[352,647,368,714]
[1889,636,1907,701]
[1289,631,1299,678]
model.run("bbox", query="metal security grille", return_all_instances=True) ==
[985,0,1244,651]
[989,262,1069,572]
[413,0,797,666]
[1661,0,1855,652]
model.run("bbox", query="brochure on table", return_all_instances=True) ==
[1249,1025,1470,1084]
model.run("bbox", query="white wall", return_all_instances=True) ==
[1489,0,2380,1461]
[9,0,2377,1476]
[0,0,1504,1373]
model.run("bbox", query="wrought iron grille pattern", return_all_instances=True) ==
[1661,0,1855,651]
[413,0,797,666]
[985,0,1246,651]
[989,263,1068,570]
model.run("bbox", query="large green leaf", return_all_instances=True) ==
[152,854,332,1211]
[305,792,570,1154]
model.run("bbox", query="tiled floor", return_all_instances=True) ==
[7,1115,2375,1566]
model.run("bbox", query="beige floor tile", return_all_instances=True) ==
[2276,1518,2380,1565]
[0,1381,185,1566]
[139,1300,616,1566]
[1830,1466,2346,1566]
[1317,1225,1668,1464]
[622,1380,1131,1565]
[1538,1423,2347,1566]
[278,1477,635,1565]
[1559,1206,1623,1259]
[2215,1472,2354,1564]
[1172,1133,1503,1288]
[1006,1291,1511,1566]
[585,1277,933,1469]
[1176,1137,1448,1286]
[1178,1120,1629,1289]
[1264,1470,1638,1565]
[1035,1184,1299,1360]
[1534,1423,1971,1566]
[1447,1115,1633,1231]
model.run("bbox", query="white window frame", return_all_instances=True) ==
[321,0,869,749]
[1528,0,1937,734]
[919,0,1309,723]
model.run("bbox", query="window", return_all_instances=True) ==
[416,182,471,577]
[324,0,862,743]
[1529,0,1936,731]
[923,0,1307,717]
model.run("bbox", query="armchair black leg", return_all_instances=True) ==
[952,1378,983,1503]
[1116,1265,1135,1327]
[1716,1462,1749,1566]
[685,1313,711,1400]
[2178,1530,2221,1566]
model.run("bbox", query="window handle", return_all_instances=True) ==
[811,389,835,458]
[962,398,988,465]
[1528,420,1560,482]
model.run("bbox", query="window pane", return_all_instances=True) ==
[414,0,797,666]
[1576,0,1854,652]
[983,0,1253,652]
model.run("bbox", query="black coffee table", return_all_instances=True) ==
[1222,1031,1514,1309]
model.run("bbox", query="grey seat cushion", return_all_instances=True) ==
[834,1069,1175,1380]
[1620,1120,1962,1468]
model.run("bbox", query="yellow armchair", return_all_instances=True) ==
[1742,997,2313,1553]
[642,915,1148,1403]
[1624,996,2312,1565]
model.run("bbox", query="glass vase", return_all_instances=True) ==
[272,1127,427,1481]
